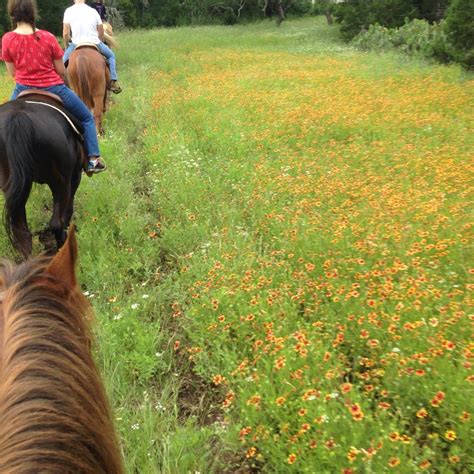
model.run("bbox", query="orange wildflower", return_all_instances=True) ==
[388,457,400,468]
[275,396,286,406]
[246,447,256,458]
[274,356,286,370]
[222,390,234,409]
[389,432,400,442]
[239,426,252,440]
[416,408,428,418]
[419,460,431,470]
[247,395,261,406]
[444,430,457,441]
[341,383,353,393]
[212,374,225,385]
[431,398,441,407]
[347,447,358,462]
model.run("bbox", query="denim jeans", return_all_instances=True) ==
[12,83,100,158]
[64,41,118,81]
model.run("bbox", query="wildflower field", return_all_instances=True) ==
[0,17,472,473]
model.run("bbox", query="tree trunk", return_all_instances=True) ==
[324,10,333,25]
[275,1,285,26]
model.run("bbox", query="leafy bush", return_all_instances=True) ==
[352,19,453,63]
[309,0,334,16]
[334,0,418,42]
[444,0,474,69]
[352,24,396,52]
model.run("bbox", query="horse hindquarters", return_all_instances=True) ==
[68,49,108,135]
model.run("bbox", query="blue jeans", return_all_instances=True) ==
[64,41,118,81]
[12,83,100,158]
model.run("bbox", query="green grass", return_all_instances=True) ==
[0,17,472,473]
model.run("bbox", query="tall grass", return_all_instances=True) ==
[0,17,472,472]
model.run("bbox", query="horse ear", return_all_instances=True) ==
[46,226,78,290]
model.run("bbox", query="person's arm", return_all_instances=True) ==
[98,23,105,42]
[53,58,66,80]
[5,61,15,78]
[63,23,71,49]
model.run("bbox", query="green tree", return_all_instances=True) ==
[414,0,450,22]
[444,0,474,68]
[37,0,72,36]
[334,0,446,41]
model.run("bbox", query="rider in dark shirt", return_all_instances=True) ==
[91,1,106,21]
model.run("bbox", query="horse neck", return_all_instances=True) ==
[0,261,123,473]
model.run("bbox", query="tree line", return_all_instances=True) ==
[1,1,472,68]
[0,0,303,35]
[329,0,473,69]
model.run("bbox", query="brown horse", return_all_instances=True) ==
[68,46,110,135]
[0,228,124,473]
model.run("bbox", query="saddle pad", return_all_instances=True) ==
[76,42,99,51]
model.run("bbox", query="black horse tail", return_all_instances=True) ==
[3,110,36,246]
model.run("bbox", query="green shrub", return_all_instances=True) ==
[334,0,418,42]
[352,23,396,51]
[352,19,453,64]
[444,0,474,69]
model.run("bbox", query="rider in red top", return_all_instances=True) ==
[1,0,106,174]
[2,30,64,87]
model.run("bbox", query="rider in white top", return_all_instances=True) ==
[63,0,121,93]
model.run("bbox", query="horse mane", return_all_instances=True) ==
[0,254,123,473]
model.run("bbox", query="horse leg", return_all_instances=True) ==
[93,94,105,135]
[10,204,32,259]
[64,169,82,230]
[49,181,71,251]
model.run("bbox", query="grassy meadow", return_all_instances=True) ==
[0,16,473,473]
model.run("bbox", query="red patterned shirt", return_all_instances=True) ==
[1,30,64,87]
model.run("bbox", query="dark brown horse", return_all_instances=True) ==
[68,46,110,135]
[0,228,124,473]
[0,93,85,258]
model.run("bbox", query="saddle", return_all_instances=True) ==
[16,90,87,169]
[17,89,63,105]
[16,90,82,137]
[75,42,100,52]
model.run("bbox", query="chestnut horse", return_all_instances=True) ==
[0,93,85,258]
[68,46,110,135]
[0,228,124,473]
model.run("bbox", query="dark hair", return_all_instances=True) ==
[7,0,37,28]
[7,0,39,39]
